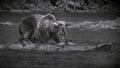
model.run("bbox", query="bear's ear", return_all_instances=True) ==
[42,14,57,22]
[53,22,58,26]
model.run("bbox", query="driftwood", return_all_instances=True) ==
[0,41,112,52]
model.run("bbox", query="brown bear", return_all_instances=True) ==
[19,14,66,45]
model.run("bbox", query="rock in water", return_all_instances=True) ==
[96,43,112,51]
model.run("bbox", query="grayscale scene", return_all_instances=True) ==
[0,0,120,68]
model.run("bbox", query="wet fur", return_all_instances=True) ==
[19,14,66,44]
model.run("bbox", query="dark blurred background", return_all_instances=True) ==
[0,0,120,13]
